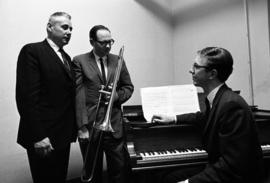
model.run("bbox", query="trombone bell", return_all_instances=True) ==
[94,120,114,132]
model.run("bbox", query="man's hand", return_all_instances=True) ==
[100,83,119,105]
[34,137,54,157]
[151,114,176,124]
[78,126,89,143]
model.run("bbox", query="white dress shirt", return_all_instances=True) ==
[93,52,108,78]
[46,38,66,64]
[207,83,224,108]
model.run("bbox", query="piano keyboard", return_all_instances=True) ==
[139,148,207,162]
[131,144,270,171]
[138,145,270,162]
[261,144,270,155]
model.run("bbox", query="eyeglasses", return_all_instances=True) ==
[192,63,210,70]
[95,39,115,46]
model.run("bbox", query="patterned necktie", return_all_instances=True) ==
[99,57,106,84]
[59,48,70,70]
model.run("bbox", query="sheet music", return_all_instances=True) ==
[140,84,200,122]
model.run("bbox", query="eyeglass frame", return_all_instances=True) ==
[192,63,211,71]
[95,39,115,46]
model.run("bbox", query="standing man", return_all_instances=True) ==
[73,25,134,183]
[152,47,264,183]
[16,12,77,183]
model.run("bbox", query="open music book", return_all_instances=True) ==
[140,84,200,122]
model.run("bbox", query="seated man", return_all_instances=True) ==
[152,47,264,183]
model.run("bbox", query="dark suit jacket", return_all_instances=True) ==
[16,39,77,150]
[72,51,134,138]
[176,84,263,183]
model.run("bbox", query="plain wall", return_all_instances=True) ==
[0,0,270,182]
[173,0,270,108]
[0,0,173,182]
[248,0,270,109]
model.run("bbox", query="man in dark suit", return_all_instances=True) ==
[73,25,134,183]
[16,12,77,183]
[152,47,263,183]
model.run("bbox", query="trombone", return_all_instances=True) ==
[81,46,125,182]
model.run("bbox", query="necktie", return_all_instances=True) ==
[59,48,70,70]
[99,57,106,84]
[205,98,211,117]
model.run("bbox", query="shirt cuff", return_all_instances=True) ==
[177,179,188,183]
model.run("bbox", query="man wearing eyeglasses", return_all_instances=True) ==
[152,47,264,183]
[72,25,134,183]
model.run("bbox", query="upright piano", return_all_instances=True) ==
[123,105,270,182]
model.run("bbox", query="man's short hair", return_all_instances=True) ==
[89,25,110,41]
[48,12,71,25]
[198,47,233,82]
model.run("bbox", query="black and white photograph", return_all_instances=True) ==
[1,0,270,183]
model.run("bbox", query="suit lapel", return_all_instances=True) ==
[43,40,73,80]
[203,84,229,135]
[88,51,105,84]
[88,52,118,86]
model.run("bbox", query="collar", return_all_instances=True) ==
[207,83,224,107]
[46,38,60,52]
[93,51,107,62]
